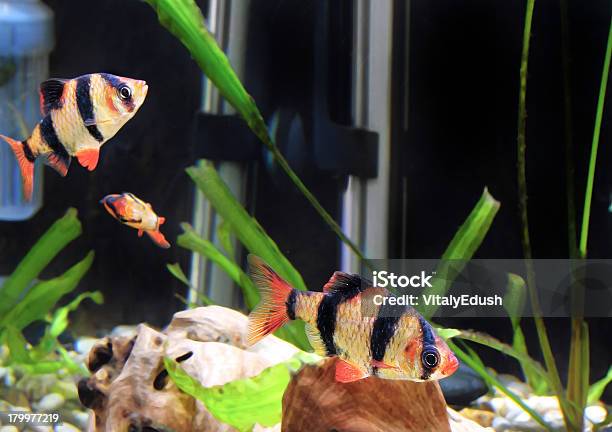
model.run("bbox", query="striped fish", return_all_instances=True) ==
[0,73,148,201]
[247,256,459,383]
[100,192,170,249]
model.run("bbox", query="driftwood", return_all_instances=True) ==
[79,306,489,432]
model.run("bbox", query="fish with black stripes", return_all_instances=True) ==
[0,73,148,200]
[100,192,170,249]
[246,255,459,383]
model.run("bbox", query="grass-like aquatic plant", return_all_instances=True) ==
[0,209,101,375]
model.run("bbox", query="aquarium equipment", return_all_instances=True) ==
[0,0,54,220]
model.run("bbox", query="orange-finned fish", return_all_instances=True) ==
[247,256,459,383]
[100,193,170,249]
[0,73,148,200]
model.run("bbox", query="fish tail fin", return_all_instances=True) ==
[0,134,34,201]
[158,217,166,225]
[247,255,295,346]
[146,229,171,249]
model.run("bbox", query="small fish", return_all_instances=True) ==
[100,193,170,249]
[247,256,459,383]
[1,73,148,200]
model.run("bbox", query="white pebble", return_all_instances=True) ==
[492,416,513,431]
[69,410,90,429]
[54,423,81,432]
[585,404,607,425]
[35,393,65,412]
[74,337,99,356]
[0,426,19,432]
[526,395,560,414]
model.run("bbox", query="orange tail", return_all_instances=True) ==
[146,229,171,249]
[0,134,34,201]
[247,255,295,346]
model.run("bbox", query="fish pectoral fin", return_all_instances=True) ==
[146,230,171,249]
[39,78,67,115]
[335,359,368,383]
[42,152,71,177]
[371,359,397,370]
[76,148,100,171]
[304,324,328,356]
[138,230,144,237]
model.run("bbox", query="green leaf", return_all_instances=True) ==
[436,328,461,340]
[0,209,82,317]
[443,328,549,385]
[142,0,271,150]
[5,326,32,364]
[166,263,192,287]
[217,220,235,258]
[186,161,307,291]
[48,291,103,339]
[166,263,214,307]
[588,367,612,405]
[164,357,290,432]
[0,251,94,331]
[178,224,259,309]
[421,188,500,319]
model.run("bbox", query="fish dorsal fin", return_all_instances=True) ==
[39,79,67,115]
[323,271,365,293]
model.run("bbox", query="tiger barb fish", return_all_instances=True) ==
[247,255,459,383]
[1,73,148,200]
[100,193,169,249]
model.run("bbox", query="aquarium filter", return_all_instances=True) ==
[0,0,54,220]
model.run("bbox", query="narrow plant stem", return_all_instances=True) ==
[579,17,612,257]
[516,1,572,429]
[447,340,553,431]
[263,136,374,270]
[560,0,578,259]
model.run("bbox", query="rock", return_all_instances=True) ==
[282,357,453,431]
[67,410,90,429]
[82,308,283,431]
[0,426,19,432]
[585,404,607,425]
[34,393,65,412]
[491,416,512,431]
[459,408,496,427]
[54,423,81,432]
[440,363,488,407]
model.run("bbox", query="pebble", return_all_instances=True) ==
[34,393,64,412]
[585,404,607,425]
[110,325,138,337]
[74,337,99,356]
[0,426,19,432]
[460,408,496,427]
[54,423,81,432]
[68,410,90,429]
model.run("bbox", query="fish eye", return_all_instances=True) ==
[421,349,439,369]
[119,85,132,100]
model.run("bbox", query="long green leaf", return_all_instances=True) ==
[166,263,214,306]
[187,161,306,291]
[143,0,370,265]
[178,223,259,309]
[0,251,94,331]
[0,208,82,317]
[165,357,290,432]
[504,273,548,394]
[588,366,612,405]
[443,328,549,385]
[421,188,500,319]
